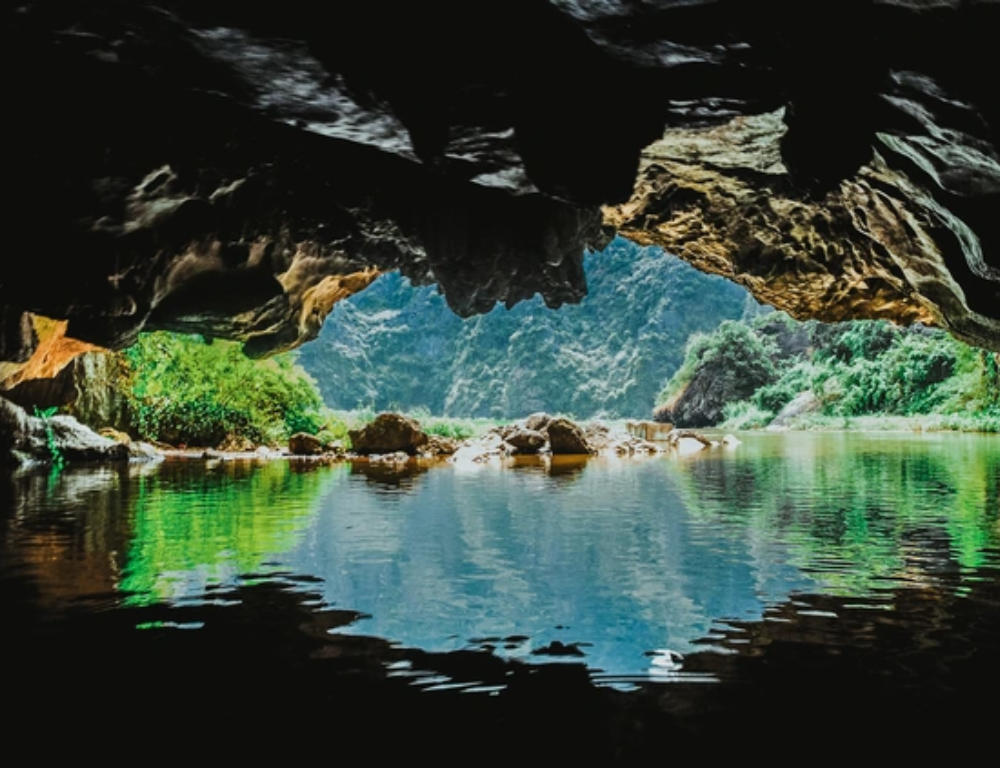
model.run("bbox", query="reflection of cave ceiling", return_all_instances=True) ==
[2,0,998,382]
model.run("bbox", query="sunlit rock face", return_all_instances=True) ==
[3,0,998,370]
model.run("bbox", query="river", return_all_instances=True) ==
[3,431,998,761]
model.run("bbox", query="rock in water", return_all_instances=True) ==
[348,413,429,456]
[288,432,324,456]
[546,417,593,455]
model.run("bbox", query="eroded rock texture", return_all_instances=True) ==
[3,0,998,380]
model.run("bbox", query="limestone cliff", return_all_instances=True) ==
[2,0,998,386]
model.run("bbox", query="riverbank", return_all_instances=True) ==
[751,412,1000,433]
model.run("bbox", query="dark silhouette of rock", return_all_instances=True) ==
[348,413,429,456]
[531,641,587,657]
[2,0,998,383]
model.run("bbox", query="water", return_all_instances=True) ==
[3,432,998,760]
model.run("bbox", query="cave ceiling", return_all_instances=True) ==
[2,0,998,383]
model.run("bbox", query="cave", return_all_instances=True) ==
[3,3,1000,759]
[2,0,999,394]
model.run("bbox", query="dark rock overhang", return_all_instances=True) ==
[3,0,998,381]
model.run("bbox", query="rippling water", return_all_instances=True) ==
[3,432,998,758]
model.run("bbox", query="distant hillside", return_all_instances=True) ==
[297,238,750,419]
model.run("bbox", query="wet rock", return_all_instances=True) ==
[127,441,162,461]
[546,417,592,456]
[1,396,128,465]
[505,427,547,455]
[524,412,552,432]
[664,429,715,454]
[580,421,661,455]
[368,451,411,464]
[348,413,429,456]
[625,420,673,441]
[422,434,460,456]
[449,432,511,464]
[289,432,324,456]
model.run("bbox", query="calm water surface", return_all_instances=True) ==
[3,431,998,758]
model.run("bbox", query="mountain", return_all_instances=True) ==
[297,238,750,419]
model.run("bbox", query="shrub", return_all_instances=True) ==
[121,333,329,447]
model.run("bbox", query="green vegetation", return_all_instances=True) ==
[33,405,66,468]
[667,432,1000,595]
[120,333,350,448]
[114,335,500,449]
[657,311,1000,432]
[121,460,343,605]
[109,238,996,442]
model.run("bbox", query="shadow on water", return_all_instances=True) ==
[5,564,998,762]
[2,434,999,762]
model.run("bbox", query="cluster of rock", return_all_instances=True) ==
[1,396,736,468]
[447,413,735,464]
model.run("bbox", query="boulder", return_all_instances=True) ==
[524,412,552,432]
[505,427,547,455]
[546,417,592,455]
[665,429,715,454]
[625,420,673,441]
[348,413,429,456]
[289,432,324,456]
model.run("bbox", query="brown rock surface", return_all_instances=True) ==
[546,417,593,456]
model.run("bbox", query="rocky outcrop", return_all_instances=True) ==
[1,396,130,465]
[348,413,429,456]
[655,379,732,429]
[2,0,998,372]
[603,104,1000,352]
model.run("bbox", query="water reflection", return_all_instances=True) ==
[2,433,998,687]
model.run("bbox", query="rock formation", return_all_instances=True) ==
[3,0,998,393]
[0,396,132,465]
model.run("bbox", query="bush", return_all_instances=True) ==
[121,333,330,447]
[812,320,899,363]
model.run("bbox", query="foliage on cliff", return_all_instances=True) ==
[297,238,750,419]
[656,312,1000,432]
